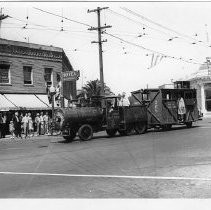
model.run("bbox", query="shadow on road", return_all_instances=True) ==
[54,125,201,144]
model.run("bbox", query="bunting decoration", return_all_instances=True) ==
[148,53,164,69]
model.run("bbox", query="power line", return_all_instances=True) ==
[104,31,202,65]
[7,7,202,66]
[121,7,211,48]
[33,7,91,27]
[108,8,172,39]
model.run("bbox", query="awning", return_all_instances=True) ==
[0,94,17,111]
[2,94,51,110]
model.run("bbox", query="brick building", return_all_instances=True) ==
[0,38,76,111]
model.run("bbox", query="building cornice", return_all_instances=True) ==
[0,43,62,60]
[0,52,62,63]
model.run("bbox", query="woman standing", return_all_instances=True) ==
[22,113,29,138]
[28,113,34,137]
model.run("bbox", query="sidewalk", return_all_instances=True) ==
[0,133,61,143]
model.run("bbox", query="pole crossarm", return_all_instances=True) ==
[0,14,9,20]
[87,7,109,13]
[91,39,107,44]
[88,25,112,31]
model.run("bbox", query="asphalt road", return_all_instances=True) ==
[1,118,211,198]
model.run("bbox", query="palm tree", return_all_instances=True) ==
[78,79,114,99]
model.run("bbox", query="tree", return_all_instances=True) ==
[78,79,114,99]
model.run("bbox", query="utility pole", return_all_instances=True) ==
[88,7,111,97]
[0,8,9,38]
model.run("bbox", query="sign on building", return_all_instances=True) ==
[62,70,80,81]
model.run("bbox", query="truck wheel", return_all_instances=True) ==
[161,124,172,131]
[78,124,93,141]
[134,122,147,134]
[106,129,117,137]
[63,131,76,142]
[186,122,193,128]
[118,127,132,136]
[118,130,127,136]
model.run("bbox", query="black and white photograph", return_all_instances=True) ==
[1,1,211,206]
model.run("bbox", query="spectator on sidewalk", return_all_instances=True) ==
[22,113,29,138]
[0,113,3,139]
[35,113,41,136]
[9,121,15,139]
[40,112,44,135]
[13,112,22,139]
[28,112,34,137]
[43,112,50,135]
[1,112,7,138]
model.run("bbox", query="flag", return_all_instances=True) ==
[148,53,164,69]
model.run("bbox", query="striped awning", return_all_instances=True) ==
[0,94,51,111]
[0,94,16,111]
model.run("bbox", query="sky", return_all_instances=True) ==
[1,1,211,96]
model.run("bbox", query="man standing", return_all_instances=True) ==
[35,113,40,136]
[0,113,3,139]
[22,113,29,138]
[177,94,186,121]
[43,112,50,135]
[40,112,44,135]
[1,112,7,138]
[13,112,22,138]
[118,92,130,106]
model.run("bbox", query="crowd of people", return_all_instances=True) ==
[0,111,52,139]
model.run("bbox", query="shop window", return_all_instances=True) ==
[44,68,53,86]
[23,66,33,84]
[0,64,10,84]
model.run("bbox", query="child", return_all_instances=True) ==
[9,121,15,139]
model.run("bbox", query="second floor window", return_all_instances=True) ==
[44,68,52,86]
[0,64,10,84]
[23,66,32,84]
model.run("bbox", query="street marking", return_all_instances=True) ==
[1,171,211,181]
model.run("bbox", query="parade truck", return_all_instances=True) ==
[54,96,147,141]
[130,85,199,130]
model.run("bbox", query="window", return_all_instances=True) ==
[44,68,52,86]
[0,64,10,84]
[23,66,32,84]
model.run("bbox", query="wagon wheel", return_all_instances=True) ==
[63,130,77,142]
[161,124,172,131]
[78,124,93,141]
[118,126,133,136]
[134,122,147,134]
[118,130,127,136]
[166,124,172,130]
[106,129,117,137]
[186,122,193,128]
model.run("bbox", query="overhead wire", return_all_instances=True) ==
[121,7,211,48]
[107,8,206,64]
[33,7,92,27]
[6,7,204,66]
[108,8,173,39]
[104,31,203,65]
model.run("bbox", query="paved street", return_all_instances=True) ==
[0,118,211,198]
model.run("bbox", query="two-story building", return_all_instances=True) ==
[0,38,76,112]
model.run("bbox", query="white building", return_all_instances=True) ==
[188,58,211,116]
